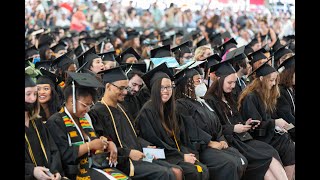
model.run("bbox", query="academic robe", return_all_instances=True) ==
[25,118,65,180]
[239,91,295,166]
[135,101,210,180]
[89,102,177,180]
[121,86,150,120]
[276,85,295,141]
[232,77,246,102]
[176,98,248,180]
[205,94,282,180]
[46,110,124,180]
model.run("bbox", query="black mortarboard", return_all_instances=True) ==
[52,51,75,70]
[25,46,39,59]
[115,47,141,64]
[51,41,67,53]
[77,46,97,70]
[282,35,295,42]
[196,38,208,48]
[205,54,222,69]
[174,63,200,86]
[225,45,247,62]
[244,45,254,56]
[150,45,172,58]
[217,38,238,56]
[248,59,275,77]
[97,66,128,85]
[127,30,140,40]
[209,59,236,77]
[37,68,63,88]
[274,47,293,62]
[122,63,147,74]
[83,37,97,45]
[221,31,231,39]
[272,38,282,52]
[277,55,295,72]
[74,46,84,57]
[247,47,267,65]
[171,41,192,55]
[161,37,172,46]
[209,33,222,44]
[25,74,36,87]
[141,62,174,90]
[79,30,90,38]
[35,60,53,70]
[248,38,259,47]
[98,51,116,61]
[191,29,201,40]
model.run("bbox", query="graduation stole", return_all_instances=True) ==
[58,81,65,88]
[25,119,49,167]
[101,98,135,177]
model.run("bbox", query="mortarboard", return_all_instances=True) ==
[282,35,295,42]
[171,41,192,55]
[209,33,222,43]
[277,55,295,73]
[25,46,39,59]
[174,62,201,86]
[272,38,282,52]
[248,38,259,47]
[25,74,37,88]
[244,45,254,56]
[51,41,67,53]
[52,51,75,70]
[74,45,85,57]
[98,51,116,62]
[66,71,104,113]
[225,45,247,63]
[191,29,202,40]
[196,38,209,48]
[150,45,172,58]
[247,47,268,65]
[141,62,174,90]
[209,59,236,77]
[82,37,97,45]
[205,54,222,69]
[35,60,53,70]
[37,68,63,89]
[221,31,231,39]
[79,30,90,38]
[77,46,98,70]
[126,30,140,40]
[217,38,238,56]
[274,47,293,63]
[122,63,147,74]
[97,66,128,85]
[115,47,141,64]
[161,37,172,46]
[248,58,275,77]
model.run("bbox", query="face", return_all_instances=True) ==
[125,57,138,63]
[223,73,237,93]
[265,72,278,90]
[25,86,38,103]
[128,74,144,95]
[201,49,213,60]
[279,53,294,66]
[103,61,116,70]
[37,84,52,104]
[160,78,173,103]
[73,95,94,118]
[107,80,129,102]
[90,58,105,73]
[68,64,77,72]
[193,74,202,86]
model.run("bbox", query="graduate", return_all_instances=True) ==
[36,68,64,123]
[25,72,67,180]
[174,62,247,180]
[89,66,180,180]
[276,56,295,141]
[171,41,194,65]
[115,47,141,64]
[46,72,123,180]
[135,63,209,180]
[238,61,295,180]
[120,63,150,120]
[51,51,77,87]
[98,51,117,70]
[204,59,288,180]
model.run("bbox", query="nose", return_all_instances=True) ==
[134,86,139,92]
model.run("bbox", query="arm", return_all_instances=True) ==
[276,93,295,125]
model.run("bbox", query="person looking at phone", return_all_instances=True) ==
[204,56,288,180]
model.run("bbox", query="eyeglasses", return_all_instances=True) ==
[77,100,95,110]
[110,83,130,92]
[160,86,174,92]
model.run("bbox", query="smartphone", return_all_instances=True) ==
[249,122,259,126]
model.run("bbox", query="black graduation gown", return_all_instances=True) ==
[232,77,246,102]
[176,98,248,180]
[121,87,150,120]
[239,91,295,166]
[205,94,282,180]
[89,102,177,180]
[276,85,295,141]
[135,101,209,180]
[25,118,65,180]
[46,111,117,180]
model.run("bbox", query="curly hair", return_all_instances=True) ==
[279,65,295,88]
[194,45,212,61]
[175,76,197,101]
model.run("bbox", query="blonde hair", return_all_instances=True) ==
[194,45,212,61]
[238,73,280,113]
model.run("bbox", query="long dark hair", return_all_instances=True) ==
[175,76,196,100]
[205,75,236,117]
[150,78,179,136]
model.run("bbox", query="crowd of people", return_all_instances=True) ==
[25,0,295,179]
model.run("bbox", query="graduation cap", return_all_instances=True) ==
[274,46,293,63]
[272,38,282,52]
[150,45,171,58]
[37,68,63,89]
[52,51,75,70]
[66,71,104,113]
[221,31,231,39]
[98,51,116,62]
[191,29,202,40]
[277,55,295,73]
[196,38,209,48]
[247,38,259,47]
[25,74,36,88]
[217,38,238,56]
[122,63,147,74]
[97,66,128,85]
[115,47,141,64]
[174,62,201,86]
[205,54,222,69]
[141,62,174,90]
[35,60,53,70]
[248,58,275,77]
[74,46,85,57]
[82,37,97,45]
[225,45,247,63]
[247,47,268,65]
[209,33,222,44]
[79,30,90,38]
[126,30,140,40]
[209,59,236,77]
[282,35,295,42]
[171,41,192,55]
[244,45,254,56]
[77,46,98,70]
[161,37,172,46]
[25,46,39,59]
[51,41,67,53]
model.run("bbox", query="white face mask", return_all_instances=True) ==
[195,83,207,97]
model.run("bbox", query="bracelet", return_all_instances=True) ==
[86,142,90,155]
